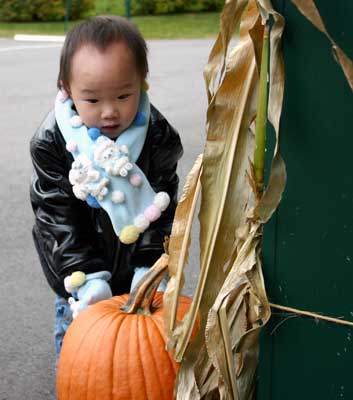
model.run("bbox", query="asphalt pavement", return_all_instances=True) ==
[0,37,214,399]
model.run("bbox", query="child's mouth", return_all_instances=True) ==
[101,124,120,134]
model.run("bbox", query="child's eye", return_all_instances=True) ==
[86,99,98,104]
[117,94,131,100]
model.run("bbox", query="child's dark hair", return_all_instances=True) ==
[57,15,148,91]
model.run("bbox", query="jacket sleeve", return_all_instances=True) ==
[30,115,108,295]
[129,108,183,267]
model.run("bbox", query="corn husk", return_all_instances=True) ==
[162,0,287,398]
[161,0,353,399]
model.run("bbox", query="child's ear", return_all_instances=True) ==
[141,79,149,92]
[59,80,71,96]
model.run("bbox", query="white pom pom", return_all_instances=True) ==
[87,169,99,181]
[112,190,125,203]
[134,214,150,232]
[64,276,75,293]
[153,192,170,211]
[120,145,129,154]
[66,139,77,153]
[70,115,83,128]
[96,187,108,200]
[101,187,108,197]
[120,168,128,177]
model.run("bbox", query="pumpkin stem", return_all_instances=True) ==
[120,253,169,315]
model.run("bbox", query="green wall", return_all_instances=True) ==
[258,1,353,398]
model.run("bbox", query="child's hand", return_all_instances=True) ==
[64,271,112,318]
[68,297,88,319]
[69,278,113,319]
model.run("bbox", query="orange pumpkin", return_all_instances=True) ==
[57,254,196,400]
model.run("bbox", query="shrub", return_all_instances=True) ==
[90,0,125,17]
[154,0,193,14]
[131,0,223,15]
[0,0,34,22]
[35,0,65,22]
[68,0,95,20]
[0,0,95,22]
[196,0,224,12]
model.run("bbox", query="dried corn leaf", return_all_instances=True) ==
[162,0,286,398]
[205,222,269,399]
[174,1,271,398]
[204,0,250,101]
[163,154,203,340]
[160,0,353,399]
[171,0,260,367]
[199,4,285,396]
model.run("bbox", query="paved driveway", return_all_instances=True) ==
[0,37,214,399]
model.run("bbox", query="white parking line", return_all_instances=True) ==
[0,44,62,52]
[14,34,65,42]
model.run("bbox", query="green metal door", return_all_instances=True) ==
[258,1,353,398]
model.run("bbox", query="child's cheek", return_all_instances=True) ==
[81,105,96,128]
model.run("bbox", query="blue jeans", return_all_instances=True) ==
[54,296,73,364]
[54,267,169,361]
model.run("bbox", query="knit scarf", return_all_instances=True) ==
[54,90,170,244]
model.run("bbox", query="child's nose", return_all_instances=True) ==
[101,103,118,119]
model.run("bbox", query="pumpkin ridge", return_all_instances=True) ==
[85,311,119,400]
[59,318,86,399]
[71,314,105,400]
[113,313,134,399]
[151,314,179,376]
[63,312,103,400]
[128,315,150,399]
[87,312,115,400]
[59,306,118,400]
[137,316,150,399]
[111,314,126,400]
[144,311,175,399]
[91,312,124,400]
[152,295,196,374]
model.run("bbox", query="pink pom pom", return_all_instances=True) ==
[58,90,69,103]
[66,139,77,153]
[130,173,142,187]
[143,204,161,222]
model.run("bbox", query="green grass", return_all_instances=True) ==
[92,0,126,16]
[135,13,220,39]
[0,12,220,39]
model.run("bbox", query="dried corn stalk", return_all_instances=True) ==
[163,0,286,398]
[161,0,353,399]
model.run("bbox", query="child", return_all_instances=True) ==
[30,15,183,357]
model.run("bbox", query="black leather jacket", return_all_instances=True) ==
[30,105,183,298]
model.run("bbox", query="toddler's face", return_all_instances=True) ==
[68,41,142,139]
